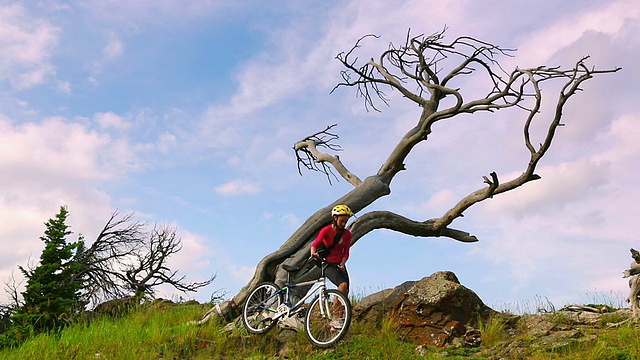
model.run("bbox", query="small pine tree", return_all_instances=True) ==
[11,206,83,335]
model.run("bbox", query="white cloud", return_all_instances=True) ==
[103,31,123,60]
[13,64,56,89]
[266,148,291,165]
[279,213,301,230]
[94,111,130,130]
[77,0,233,23]
[215,180,261,196]
[468,110,640,304]
[506,0,640,67]
[57,80,72,94]
[0,116,136,231]
[156,132,177,153]
[157,234,257,300]
[232,265,255,283]
[164,227,212,273]
[196,105,244,148]
[413,189,457,216]
[0,117,113,180]
[0,112,146,303]
[484,159,610,218]
[90,31,125,82]
[595,113,640,163]
[0,4,59,89]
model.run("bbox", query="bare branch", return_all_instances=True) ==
[350,210,478,244]
[125,224,215,298]
[293,124,363,186]
[73,211,217,307]
[429,60,620,230]
[74,210,146,305]
[431,172,500,230]
[3,270,24,309]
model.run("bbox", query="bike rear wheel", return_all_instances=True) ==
[242,282,282,334]
[304,289,351,348]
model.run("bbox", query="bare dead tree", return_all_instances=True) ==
[73,211,146,307]
[0,271,23,330]
[73,211,214,308]
[623,248,640,319]
[125,224,215,299]
[294,123,348,185]
[196,28,620,323]
[2,271,23,311]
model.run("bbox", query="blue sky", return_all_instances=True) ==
[1,0,638,311]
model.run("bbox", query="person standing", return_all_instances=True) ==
[310,204,353,296]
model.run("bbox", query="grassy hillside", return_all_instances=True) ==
[0,300,638,359]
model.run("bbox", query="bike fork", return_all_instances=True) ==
[319,289,332,318]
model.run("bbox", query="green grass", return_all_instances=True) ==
[478,315,509,348]
[0,302,228,359]
[518,323,640,360]
[1,298,640,359]
[0,301,431,359]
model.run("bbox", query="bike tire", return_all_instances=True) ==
[304,289,351,348]
[242,282,282,334]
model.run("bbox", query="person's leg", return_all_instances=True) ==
[325,265,349,322]
[324,265,349,294]
[338,281,349,296]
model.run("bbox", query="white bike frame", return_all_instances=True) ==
[263,264,333,322]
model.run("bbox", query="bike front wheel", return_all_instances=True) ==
[304,289,351,348]
[242,282,282,334]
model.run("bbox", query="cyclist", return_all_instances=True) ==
[310,204,353,297]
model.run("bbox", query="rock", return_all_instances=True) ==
[93,295,140,317]
[275,328,298,358]
[150,298,175,308]
[353,281,415,327]
[353,271,495,347]
[520,315,555,337]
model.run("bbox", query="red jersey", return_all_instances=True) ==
[312,224,351,264]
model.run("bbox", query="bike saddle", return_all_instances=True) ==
[282,264,301,272]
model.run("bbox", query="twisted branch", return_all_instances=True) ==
[294,124,363,186]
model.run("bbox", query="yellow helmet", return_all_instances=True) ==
[331,205,353,217]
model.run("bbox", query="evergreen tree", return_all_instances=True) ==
[11,206,83,334]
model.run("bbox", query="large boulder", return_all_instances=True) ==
[353,271,494,347]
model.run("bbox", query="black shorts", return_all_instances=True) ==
[324,263,349,288]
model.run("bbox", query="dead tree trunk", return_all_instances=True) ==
[195,29,620,324]
[624,248,640,319]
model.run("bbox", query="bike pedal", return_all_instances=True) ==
[296,308,306,318]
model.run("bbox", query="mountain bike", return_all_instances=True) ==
[241,258,352,348]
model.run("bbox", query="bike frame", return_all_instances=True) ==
[243,259,352,348]
[259,262,333,322]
